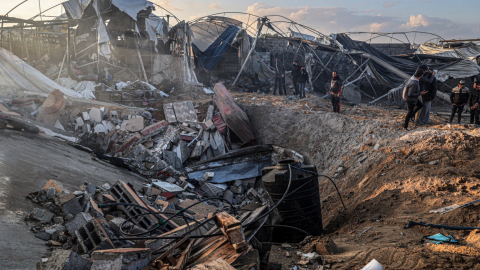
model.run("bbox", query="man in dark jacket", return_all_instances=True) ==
[404,69,426,130]
[297,66,309,99]
[291,60,301,96]
[469,78,480,124]
[449,80,470,124]
[416,65,437,125]
[329,72,342,113]
[273,58,285,96]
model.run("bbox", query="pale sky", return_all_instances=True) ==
[2,0,479,43]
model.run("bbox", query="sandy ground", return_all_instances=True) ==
[227,91,480,269]
[0,129,146,270]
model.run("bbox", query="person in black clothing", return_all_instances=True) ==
[329,72,342,113]
[469,78,480,124]
[273,58,285,96]
[404,69,426,130]
[297,66,309,99]
[291,60,301,96]
[449,80,470,124]
[415,65,437,125]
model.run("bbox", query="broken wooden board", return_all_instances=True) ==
[214,212,248,252]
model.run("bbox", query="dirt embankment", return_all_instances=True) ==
[241,92,480,269]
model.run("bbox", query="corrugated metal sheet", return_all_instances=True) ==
[213,82,255,145]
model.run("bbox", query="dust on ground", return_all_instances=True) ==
[193,91,480,269]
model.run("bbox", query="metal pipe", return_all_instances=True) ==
[233,19,263,86]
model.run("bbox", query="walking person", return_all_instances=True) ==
[449,80,470,125]
[291,60,301,96]
[403,69,426,130]
[297,66,309,99]
[416,66,437,125]
[273,57,285,96]
[469,78,480,125]
[329,72,342,113]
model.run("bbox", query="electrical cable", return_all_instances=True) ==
[246,224,311,236]
[242,164,293,228]
[113,233,224,241]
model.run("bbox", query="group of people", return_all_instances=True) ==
[273,58,309,98]
[403,64,480,130]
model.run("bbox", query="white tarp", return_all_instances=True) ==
[416,43,480,62]
[62,0,92,19]
[145,14,170,51]
[0,48,82,98]
[111,0,154,21]
[152,55,176,84]
[73,81,96,100]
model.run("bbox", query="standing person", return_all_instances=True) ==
[291,60,301,96]
[403,69,426,130]
[297,66,309,99]
[273,58,285,96]
[329,72,343,113]
[449,80,470,125]
[469,78,480,125]
[416,67,437,125]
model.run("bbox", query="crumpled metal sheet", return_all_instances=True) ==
[213,83,255,145]
[186,145,272,183]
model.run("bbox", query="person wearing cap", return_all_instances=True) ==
[469,78,480,125]
[291,60,301,96]
[449,80,470,124]
[415,65,437,125]
[273,57,285,96]
[403,69,426,130]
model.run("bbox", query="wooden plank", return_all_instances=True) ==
[214,212,248,252]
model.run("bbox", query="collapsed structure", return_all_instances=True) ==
[2,0,480,269]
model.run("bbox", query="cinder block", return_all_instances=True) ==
[74,219,115,254]
[44,250,91,269]
[55,193,83,216]
[109,181,166,231]
[65,212,93,235]
[91,248,151,270]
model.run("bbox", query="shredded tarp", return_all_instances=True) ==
[151,55,177,85]
[62,0,92,20]
[335,34,418,88]
[111,0,154,21]
[0,48,83,98]
[190,21,229,52]
[145,14,169,51]
[415,43,480,62]
[73,81,97,100]
[436,59,480,82]
[192,25,240,72]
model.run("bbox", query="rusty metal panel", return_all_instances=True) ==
[213,83,255,145]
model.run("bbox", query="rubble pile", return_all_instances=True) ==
[25,177,270,269]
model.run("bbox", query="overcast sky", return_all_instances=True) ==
[2,0,479,43]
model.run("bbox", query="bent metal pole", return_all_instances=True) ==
[233,18,264,86]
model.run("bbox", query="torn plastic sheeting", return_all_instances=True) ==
[213,83,255,145]
[111,0,154,21]
[37,126,80,143]
[0,48,83,98]
[73,81,97,100]
[436,59,480,82]
[203,88,214,94]
[145,14,169,51]
[62,0,92,20]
